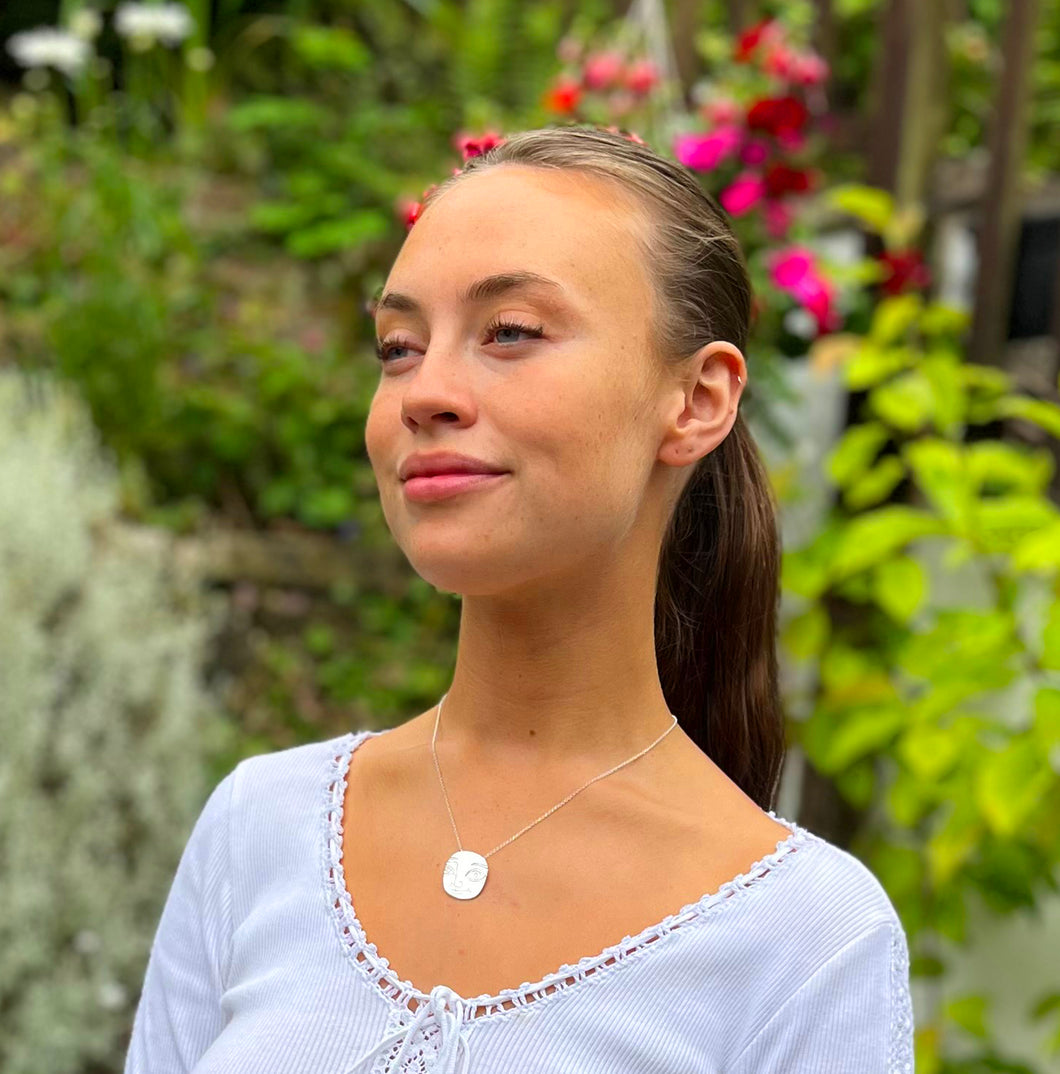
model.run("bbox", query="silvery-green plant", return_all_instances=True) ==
[0,368,232,1073]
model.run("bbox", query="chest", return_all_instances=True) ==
[338,743,789,1011]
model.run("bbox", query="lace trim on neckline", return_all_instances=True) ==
[321,727,814,1025]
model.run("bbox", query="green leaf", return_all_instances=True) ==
[1011,519,1060,571]
[920,303,971,339]
[820,706,906,772]
[286,210,390,259]
[973,496,1059,553]
[827,422,890,488]
[870,370,935,432]
[831,506,946,579]
[225,96,329,132]
[975,736,1054,838]
[898,611,1023,699]
[944,993,992,1039]
[872,554,927,622]
[249,200,320,234]
[996,394,1060,438]
[928,796,982,884]
[844,343,915,390]
[902,438,971,528]
[870,294,923,346]
[291,25,371,72]
[966,441,1054,495]
[843,455,907,510]
[826,183,895,233]
[1033,687,1060,749]
[781,603,830,659]
[897,720,966,782]
[1042,601,1060,671]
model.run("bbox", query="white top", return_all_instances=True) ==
[124,727,915,1073]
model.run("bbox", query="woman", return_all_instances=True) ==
[125,125,914,1073]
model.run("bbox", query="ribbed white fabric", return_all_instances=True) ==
[124,727,915,1073]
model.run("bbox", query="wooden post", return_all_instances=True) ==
[969,0,1042,366]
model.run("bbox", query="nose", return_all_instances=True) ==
[400,343,475,431]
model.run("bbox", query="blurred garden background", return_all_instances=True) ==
[1,0,1059,1070]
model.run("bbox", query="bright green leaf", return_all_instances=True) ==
[870,371,934,432]
[826,183,894,234]
[820,706,906,772]
[831,507,946,579]
[843,455,907,511]
[902,438,971,527]
[996,395,1060,438]
[870,294,923,345]
[827,422,890,488]
[975,737,1054,838]
[872,554,927,622]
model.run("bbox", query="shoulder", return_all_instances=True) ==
[723,820,904,1010]
[227,732,356,815]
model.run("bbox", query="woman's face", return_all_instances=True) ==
[365,164,725,597]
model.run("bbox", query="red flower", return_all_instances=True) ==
[746,95,808,138]
[401,199,424,230]
[623,57,659,96]
[735,17,780,62]
[879,249,931,295]
[582,49,625,90]
[453,130,506,162]
[764,163,815,198]
[544,75,583,114]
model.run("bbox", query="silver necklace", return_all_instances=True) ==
[433,691,680,900]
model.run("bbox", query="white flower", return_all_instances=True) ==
[6,26,92,77]
[783,307,818,341]
[97,980,128,1010]
[69,9,103,41]
[114,2,195,47]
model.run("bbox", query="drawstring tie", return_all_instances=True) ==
[343,984,475,1074]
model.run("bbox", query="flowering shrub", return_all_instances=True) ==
[0,368,232,1074]
[543,35,660,121]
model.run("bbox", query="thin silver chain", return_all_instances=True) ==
[430,690,680,860]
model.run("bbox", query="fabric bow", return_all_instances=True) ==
[343,984,475,1074]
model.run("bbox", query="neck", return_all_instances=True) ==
[432,556,681,774]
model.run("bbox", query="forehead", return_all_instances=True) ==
[382,165,652,318]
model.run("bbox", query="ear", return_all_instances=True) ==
[657,340,747,468]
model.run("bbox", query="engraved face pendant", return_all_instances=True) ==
[442,850,489,899]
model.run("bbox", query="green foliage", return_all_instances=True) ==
[781,291,1060,1072]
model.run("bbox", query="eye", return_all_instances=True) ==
[374,317,545,364]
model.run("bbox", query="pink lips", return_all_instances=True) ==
[402,472,509,502]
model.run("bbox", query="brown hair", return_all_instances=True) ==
[421,124,786,811]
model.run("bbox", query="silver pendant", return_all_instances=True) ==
[442,850,489,899]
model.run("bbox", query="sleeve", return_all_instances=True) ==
[123,768,237,1074]
[727,918,915,1073]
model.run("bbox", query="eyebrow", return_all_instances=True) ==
[369,271,566,319]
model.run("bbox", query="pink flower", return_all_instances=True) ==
[763,43,799,80]
[720,172,767,215]
[776,127,807,153]
[582,50,625,90]
[789,53,829,86]
[674,125,743,171]
[623,58,659,96]
[764,199,794,239]
[701,96,741,125]
[740,138,769,165]
[768,246,840,333]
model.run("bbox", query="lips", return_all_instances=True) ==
[399,452,508,482]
